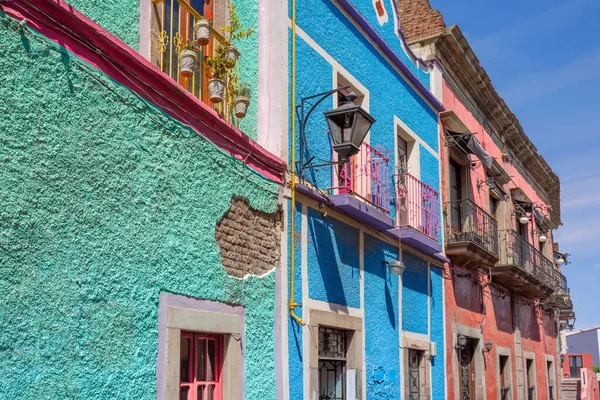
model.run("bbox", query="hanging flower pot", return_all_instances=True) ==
[223,46,239,69]
[178,50,198,78]
[208,78,226,103]
[232,96,250,118]
[194,19,211,46]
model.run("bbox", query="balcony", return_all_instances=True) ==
[152,0,248,123]
[494,230,559,298]
[388,172,442,256]
[443,199,499,267]
[321,142,394,231]
[396,172,439,238]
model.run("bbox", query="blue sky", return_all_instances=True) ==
[430,0,600,329]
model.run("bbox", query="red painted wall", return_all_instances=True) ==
[441,80,560,400]
[562,353,595,378]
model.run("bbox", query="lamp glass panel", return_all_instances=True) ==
[351,109,373,147]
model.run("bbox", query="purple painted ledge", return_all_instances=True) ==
[296,183,449,263]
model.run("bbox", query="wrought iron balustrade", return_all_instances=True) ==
[443,199,499,256]
[153,0,236,122]
[333,142,391,214]
[498,229,558,290]
[395,172,439,238]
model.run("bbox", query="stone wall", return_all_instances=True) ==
[216,197,282,278]
[397,0,445,42]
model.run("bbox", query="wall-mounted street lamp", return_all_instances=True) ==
[456,334,468,350]
[382,260,406,276]
[567,314,576,330]
[539,234,548,243]
[519,216,529,225]
[296,87,375,175]
[324,101,375,163]
[483,340,493,353]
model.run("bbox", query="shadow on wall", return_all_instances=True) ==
[308,210,360,307]
[364,235,397,328]
[491,287,513,334]
[519,301,542,342]
[452,271,483,314]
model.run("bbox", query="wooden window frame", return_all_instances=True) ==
[180,332,223,400]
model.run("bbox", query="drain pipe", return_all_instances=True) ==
[289,0,305,327]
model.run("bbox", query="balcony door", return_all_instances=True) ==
[449,159,463,235]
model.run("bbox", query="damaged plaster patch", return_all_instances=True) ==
[216,197,282,278]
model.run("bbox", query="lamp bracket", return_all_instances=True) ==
[296,86,352,177]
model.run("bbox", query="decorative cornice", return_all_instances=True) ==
[0,0,287,185]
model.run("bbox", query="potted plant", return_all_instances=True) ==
[231,81,252,119]
[220,3,255,69]
[178,41,198,78]
[204,46,228,103]
[194,17,211,46]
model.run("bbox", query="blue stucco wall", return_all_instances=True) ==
[402,251,429,335]
[430,266,445,400]
[288,201,304,400]
[307,208,361,308]
[364,234,401,399]
[344,0,430,86]
[290,0,439,227]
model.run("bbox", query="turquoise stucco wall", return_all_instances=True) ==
[306,207,361,308]
[0,15,278,399]
[232,0,260,140]
[67,0,139,50]
[64,0,261,141]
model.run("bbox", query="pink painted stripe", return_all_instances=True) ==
[1,0,287,184]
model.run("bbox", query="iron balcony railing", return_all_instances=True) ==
[498,229,559,290]
[332,142,391,214]
[443,199,499,256]
[153,0,237,122]
[395,172,439,238]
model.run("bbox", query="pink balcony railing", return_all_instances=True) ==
[334,142,391,214]
[395,172,439,238]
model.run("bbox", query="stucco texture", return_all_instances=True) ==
[402,251,429,335]
[0,16,278,399]
[67,0,139,50]
[306,207,360,308]
[232,0,260,140]
[364,233,401,399]
[290,0,439,227]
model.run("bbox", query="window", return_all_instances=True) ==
[397,136,409,174]
[526,359,535,400]
[158,293,244,400]
[499,355,510,400]
[449,159,464,233]
[318,327,348,400]
[180,332,223,400]
[408,349,425,400]
[570,356,583,379]
[547,361,554,400]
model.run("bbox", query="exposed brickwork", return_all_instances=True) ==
[397,0,445,43]
[216,197,282,278]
